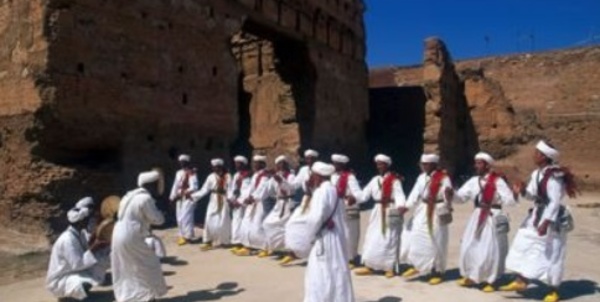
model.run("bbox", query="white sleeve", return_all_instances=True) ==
[523,171,538,201]
[142,197,165,226]
[359,178,376,203]
[393,179,407,207]
[496,178,517,207]
[541,176,563,223]
[186,173,199,194]
[347,174,363,200]
[62,236,98,272]
[169,171,182,201]
[191,174,214,202]
[405,176,423,209]
[455,177,478,204]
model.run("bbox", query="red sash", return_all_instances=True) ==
[427,170,446,235]
[475,172,500,239]
[235,170,250,191]
[178,169,194,198]
[380,173,397,235]
[337,171,351,197]
[216,174,227,212]
[254,170,268,189]
[534,166,578,226]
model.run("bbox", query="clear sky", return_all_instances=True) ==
[365,0,600,68]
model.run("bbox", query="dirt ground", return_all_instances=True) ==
[1,193,599,302]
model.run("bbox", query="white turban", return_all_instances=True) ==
[178,154,191,162]
[536,140,559,162]
[331,154,349,164]
[138,170,161,187]
[253,155,267,162]
[304,149,319,158]
[211,158,224,166]
[67,207,90,224]
[75,197,94,210]
[420,153,440,164]
[374,154,392,165]
[275,155,288,164]
[474,152,494,164]
[234,155,248,165]
[311,161,335,177]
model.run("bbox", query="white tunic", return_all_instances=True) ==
[331,171,363,260]
[455,173,516,283]
[227,171,252,245]
[241,170,272,250]
[192,173,232,245]
[302,181,355,302]
[46,226,99,300]
[293,165,311,193]
[169,169,199,239]
[505,166,569,286]
[405,172,453,274]
[359,173,406,271]
[263,172,296,251]
[112,188,167,302]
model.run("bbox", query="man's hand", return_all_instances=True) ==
[346,195,357,206]
[537,220,550,236]
[273,174,283,183]
[512,181,525,196]
[397,206,409,216]
[444,187,454,201]
[245,196,255,205]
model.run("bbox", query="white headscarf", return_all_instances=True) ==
[234,155,248,165]
[275,155,288,164]
[67,207,91,223]
[474,152,494,164]
[536,140,559,162]
[75,197,94,210]
[253,155,267,162]
[420,153,440,164]
[374,154,392,165]
[178,154,191,162]
[304,149,319,158]
[311,161,335,177]
[331,154,350,164]
[211,158,224,166]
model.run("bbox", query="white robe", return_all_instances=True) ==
[331,171,363,260]
[112,188,167,302]
[301,181,355,302]
[263,173,296,251]
[454,173,516,284]
[293,165,311,193]
[46,226,100,300]
[145,234,167,259]
[169,169,199,239]
[359,173,406,271]
[505,166,569,286]
[241,170,271,250]
[405,172,453,274]
[227,171,252,245]
[191,173,232,245]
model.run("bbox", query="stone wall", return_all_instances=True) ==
[372,43,600,188]
[0,0,369,236]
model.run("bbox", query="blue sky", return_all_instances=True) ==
[365,0,600,67]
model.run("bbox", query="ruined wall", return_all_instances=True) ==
[0,0,369,236]
[373,45,600,188]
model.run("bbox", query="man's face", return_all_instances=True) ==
[212,165,224,175]
[180,160,190,169]
[234,161,244,171]
[305,156,316,166]
[533,150,547,166]
[376,162,389,174]
[333,162,344,172]
[420,162,436,174]
[474,160,489,176]
[252,161,265,172]
[276,162,285,171]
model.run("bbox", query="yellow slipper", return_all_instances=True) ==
[354,267,373,276]
[257,250,271,258]
[348,263,356,270]
[457,277,474,287]
[543,291,560,302]
[229,246,241,253]
[177,237,187,246]
[499,280,527,292]
[401,267,418,278]
[428,276,443,285]
[279,255,296,266]
[200,243,213,251]
[482,284,495,293]
[384,270,395,278]
[234,247,251,256]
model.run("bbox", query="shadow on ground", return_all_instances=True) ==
[366,296,402,302]
[504,279,600,301]
[162,256,189,266]
[162,282,245,301]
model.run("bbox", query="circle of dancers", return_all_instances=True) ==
[45,140,577,302]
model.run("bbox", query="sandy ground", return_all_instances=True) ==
[1,193,599,302]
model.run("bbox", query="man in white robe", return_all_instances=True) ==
[169,154,199,245]
[293,149,319,197]
[291,161,355,302]
[73,197,110,285]
[446,152,517,292]
[263,155,296,262]
[191,158,232,251]
[402,154,453,285]
[331,154,362,268]
[500,141,577,302]
[111,170,168,302]
[228,155,252,252]
[46,207,109,301]
[234,155,272,257]
[355,154,406,278]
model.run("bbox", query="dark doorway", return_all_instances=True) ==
[230,73,253,157]
[367,86,427,190]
